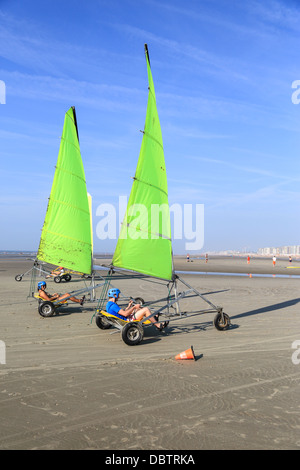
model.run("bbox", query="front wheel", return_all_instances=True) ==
[213,312,230,331]
[38,301,55,317]
[54,276,61,283]
[15,275,22,281]
[95,314,111,330]
[134,297,145,305]
[122,322,144,346]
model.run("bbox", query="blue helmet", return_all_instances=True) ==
[38,281,46,290]
[108,288,120,298]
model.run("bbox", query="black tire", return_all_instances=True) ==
[134,297,145,305]
[213,312,230,331]
[121,322,144,346]
[95,314,112,330]
[54,276,61,283]
[63,274,72,282]
[15,275,22,281]
[38,301,55,318]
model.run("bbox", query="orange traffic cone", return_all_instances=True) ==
[175,346,195,360]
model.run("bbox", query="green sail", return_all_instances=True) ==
[112,45,173,280]
[37,107,92,274]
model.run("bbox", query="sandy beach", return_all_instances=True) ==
[0,256,299,450]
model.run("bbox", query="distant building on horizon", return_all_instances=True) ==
[258,245,300,256]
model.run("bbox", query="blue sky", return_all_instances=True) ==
[1,0,300,254]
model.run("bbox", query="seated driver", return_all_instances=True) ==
[37,281,85,305]
[106,288,168,330]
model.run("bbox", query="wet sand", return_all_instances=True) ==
[173,255,300,276]
[0,257,300,450]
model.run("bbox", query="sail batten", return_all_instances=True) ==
[112,45,173,281]
[122,222,172,241]
[132,177,168,197]
[37,107,92,275]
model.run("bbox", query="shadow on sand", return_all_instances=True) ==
[231,297,300,320]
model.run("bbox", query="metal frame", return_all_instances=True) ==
[33,281,107,317]
[15,260,51,282]
[16,259,92,283]
[93,266,231,344]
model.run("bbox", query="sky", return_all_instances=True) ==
[1,0,300,254]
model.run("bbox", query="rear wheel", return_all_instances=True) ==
[95,314,112,330]
[38,301,55,317]
[213,312,230,331]
[15,275,22,281]
[64,274,72,282]
[121,322,144,346]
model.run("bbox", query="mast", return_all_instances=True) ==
[144,43,150,66]
[72,106,80,144]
